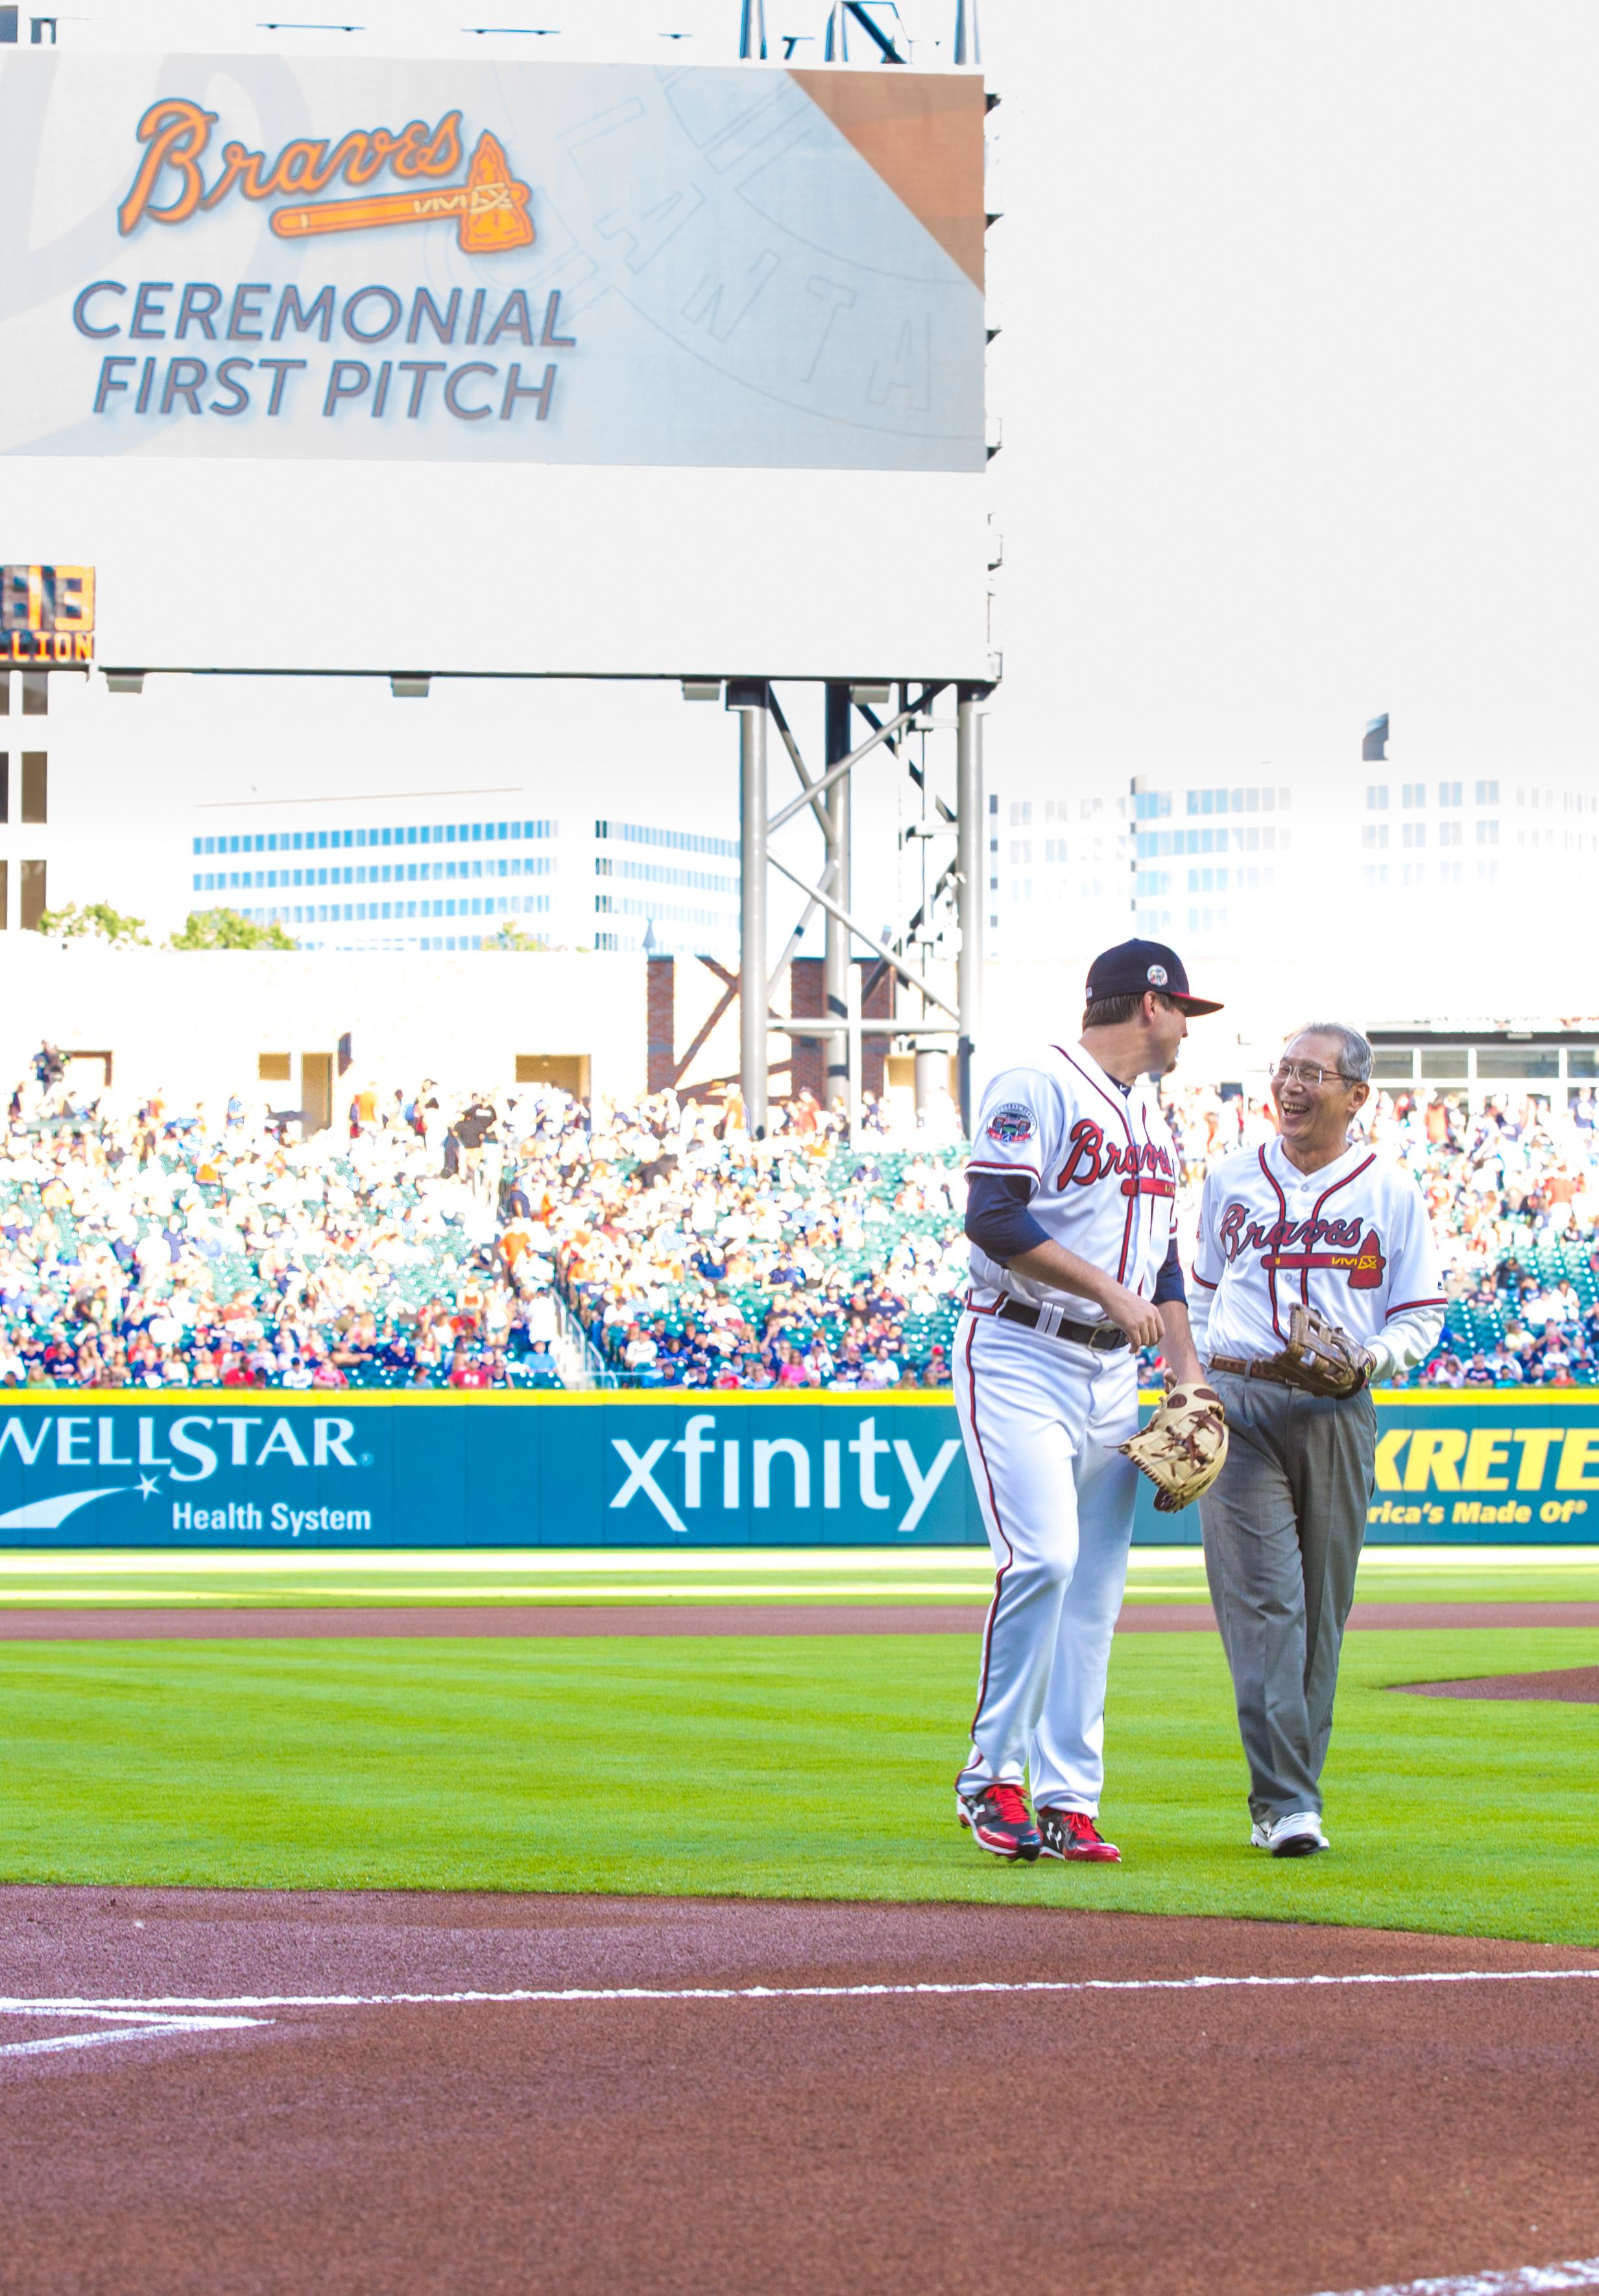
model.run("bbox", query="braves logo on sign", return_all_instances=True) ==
[117,101,535,254]
[1219,1204,1387,1290]
[987,1104,1035,1145]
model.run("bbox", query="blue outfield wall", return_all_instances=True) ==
[0,1392,1595,1550]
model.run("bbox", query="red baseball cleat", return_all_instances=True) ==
[1037,1807,1122,1863]
[956,1781,1042,1862]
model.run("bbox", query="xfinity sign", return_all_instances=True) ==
[608,1413,960,1537]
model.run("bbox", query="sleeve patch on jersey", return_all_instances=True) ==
[987,1103,1037,1145]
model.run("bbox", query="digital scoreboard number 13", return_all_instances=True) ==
[0,566,97,663]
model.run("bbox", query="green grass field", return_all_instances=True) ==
[0,1544,1596,1608]
[2,1622,1594,1944]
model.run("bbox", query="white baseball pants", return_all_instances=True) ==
[952,1308,1140,1814]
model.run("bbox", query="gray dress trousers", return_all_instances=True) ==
[1198,1370,1378,1823]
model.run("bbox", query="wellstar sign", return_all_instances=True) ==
[0,1411,366,1536]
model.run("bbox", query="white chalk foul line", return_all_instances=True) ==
[1312,2258,1599,2295]
[0,2005,270,2059]
[5,1967,1599,2013]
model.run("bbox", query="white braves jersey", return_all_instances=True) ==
[1192,1136,1444,1370]
[967,1044,1179,1321]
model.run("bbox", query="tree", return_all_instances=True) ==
[482,922,547,951]
[36,900,150,945]
[169,909,298,951]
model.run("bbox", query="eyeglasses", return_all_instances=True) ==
[1271,1060,1351,1089]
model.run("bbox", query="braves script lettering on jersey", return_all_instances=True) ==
[954,1046,1180,1823]
[1190,1136,1444,1380]
[967,1048,1179,1317]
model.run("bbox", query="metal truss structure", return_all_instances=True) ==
[701,677,991,1140]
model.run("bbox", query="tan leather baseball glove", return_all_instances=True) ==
[1268,1303,1371,1398]
[1118,1384,1229,1513]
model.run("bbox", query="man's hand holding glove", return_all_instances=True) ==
[1264,1304,1372,1397]
[1118,1383,1229,1514]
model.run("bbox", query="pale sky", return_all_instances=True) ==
[983,0,1599,783]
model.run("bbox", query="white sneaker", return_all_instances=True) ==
[1250,1810,1328,1857]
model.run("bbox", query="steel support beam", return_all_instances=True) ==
[822,682,852,1108]
[844,955,863,1139]
[737,690,769,1138]
[956,685,984,1134]
[768,857,837,1005]
[915,1046,947,1114]
[768,1019,959,1037]
[767,688,832,837]
[766,701,922,834]
[766,847,959,1019]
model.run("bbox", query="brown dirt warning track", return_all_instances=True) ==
[3,1889,1599,2296]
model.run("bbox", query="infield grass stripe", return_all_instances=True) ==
[0,1544,1589,1575]
[0,1545,1594,1612]
[0,1583,1000,1607]
[0,1549,1003,1578]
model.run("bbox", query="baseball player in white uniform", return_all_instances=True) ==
[953,939,1223,1865]
[1190,1023,1443,1854]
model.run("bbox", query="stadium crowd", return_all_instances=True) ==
[3,1040,1598,1390]
[0,1056,963,1393]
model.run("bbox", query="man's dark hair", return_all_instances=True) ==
[1082,990,1175,1030]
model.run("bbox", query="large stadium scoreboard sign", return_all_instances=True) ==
[0,566,95,664]
[0,54,988,674]
[0,57,985,474]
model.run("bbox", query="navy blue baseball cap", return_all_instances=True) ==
[1086,939,1223,1016]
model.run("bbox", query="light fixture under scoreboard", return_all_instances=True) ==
[0,565,95,664]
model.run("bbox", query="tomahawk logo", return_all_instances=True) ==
[119,101,535,253]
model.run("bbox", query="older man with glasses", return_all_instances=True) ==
[1188,1024,1444,1856]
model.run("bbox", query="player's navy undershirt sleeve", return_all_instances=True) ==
[965,1171,1051,1263]
[1153,1238,1187,1306]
